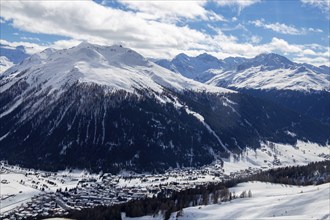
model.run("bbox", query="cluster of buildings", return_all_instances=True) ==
[2,193,68,219]
[1,162,263,219]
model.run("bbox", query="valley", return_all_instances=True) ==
[0,2,329,218]
[1,139,328,219]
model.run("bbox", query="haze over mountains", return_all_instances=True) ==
[0,42,329,173]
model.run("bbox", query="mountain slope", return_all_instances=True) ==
[0,43,329,173]
[164,182,330,220]
[237,89,330,124]
[207,54,330,123]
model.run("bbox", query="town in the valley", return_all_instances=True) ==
[0,161,256,219]
[1,141,329,219]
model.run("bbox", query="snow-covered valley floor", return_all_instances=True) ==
[1,140,329,218]
[125,181,330,220]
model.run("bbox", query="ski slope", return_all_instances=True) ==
[171,181,330,220]
[124,181,330,220]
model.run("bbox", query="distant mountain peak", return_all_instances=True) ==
[236,52,294,71]
[174,53,190,60]
[157,51,328,92]
[196,53,220,63]
[2,42,231,97]
[0,43,30,64]
[254,52,293,64]
[16,45,27,53]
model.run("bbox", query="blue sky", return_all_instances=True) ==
[0,0,329,66]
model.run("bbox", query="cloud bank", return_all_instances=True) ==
[0,0,329,66]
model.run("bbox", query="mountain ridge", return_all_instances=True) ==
[156,52,329,92]
[0,43,329,173]
[156,51,330,124]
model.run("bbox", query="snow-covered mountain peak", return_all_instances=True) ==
[319,65,329,70]
[66,42,149,67]
[237,53,294,71]
[1,43,232,97]
[255,52,288,60]
[160,52,226,82]
[254,53,290,62]
[29,47,57,62]
[174,53,191,62]
[196,53,219,63]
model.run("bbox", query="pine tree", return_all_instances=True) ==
[213,190,220,204]
[240,190,246,198]
[248,190,252,198]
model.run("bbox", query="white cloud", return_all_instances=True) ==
[293,56,329,67]
[0,38,85,54]
[306,27,323,33]
[303,49,316,55]
[100,0,107,6]
[0,1,212,59]
[250,20,303,35]
[0,1,328,66]
[207,11,227,22]
[50,39,82,49]
[20,36,40,42]
[0,39,47,54]
[301,0,330,18]
[268,37,303,53]
[250,19,324,35]
[250,35,262,44]
[118,0,226,22]
[215,0,260,12]
[219,23,247,32]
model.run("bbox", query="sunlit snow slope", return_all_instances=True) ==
[172,182,330,220]
[124,182,330,220]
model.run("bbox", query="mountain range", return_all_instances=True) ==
[0,42,329,173]
[156,53,330,124]
[156,52,329,91]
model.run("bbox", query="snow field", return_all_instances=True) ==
[123,182,330,220]
[170,182,330,220]
[222,140,330,174]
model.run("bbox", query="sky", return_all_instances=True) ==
[0,0,329,66]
